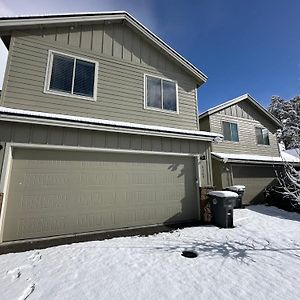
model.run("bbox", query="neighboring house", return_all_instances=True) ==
[0,12,221,243]
[199,93,287,205]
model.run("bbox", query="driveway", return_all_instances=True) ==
[0,205,299,299]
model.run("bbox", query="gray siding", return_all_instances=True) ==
[0,121,212,186]
[209,101,280,156]
[1,22,198,130]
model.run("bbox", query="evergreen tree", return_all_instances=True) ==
[268,96,300,206]
[269,96,300,149]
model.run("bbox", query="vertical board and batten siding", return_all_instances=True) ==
[0,121,212,187]
[1,22,199,130]
[209,101,280,156]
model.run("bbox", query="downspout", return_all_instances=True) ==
[195,87,200,130]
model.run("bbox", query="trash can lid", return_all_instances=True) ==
[208,191,239,198]
[225,185,246,191]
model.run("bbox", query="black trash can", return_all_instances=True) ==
[224,185,246,208]
[208,191,238,228]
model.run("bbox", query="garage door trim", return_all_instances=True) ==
[0,142,201,243]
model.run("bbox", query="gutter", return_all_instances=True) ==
[211,153,299,165]
[0,107,222,142]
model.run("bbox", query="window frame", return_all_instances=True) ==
[144,74,179,114]
[222,121,240,142]
[255,127,270,146]
[44,50,98,101]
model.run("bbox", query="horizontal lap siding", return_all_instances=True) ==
[1,23,198,130]
[0,121,212,186]
[209,102,280,156]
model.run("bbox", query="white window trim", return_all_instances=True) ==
[144,74,179,114]
[44,50,98,102]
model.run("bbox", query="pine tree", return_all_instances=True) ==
[268,96,300,206]
[269,96,300,149]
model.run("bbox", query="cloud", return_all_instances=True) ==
[0,0,158,31]
[0,1,15,16]
[0,0,160,89]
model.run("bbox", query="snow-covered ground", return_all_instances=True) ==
[0,205,299,300]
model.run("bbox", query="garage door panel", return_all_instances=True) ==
[3,149,198,241]
[233,165,278,205]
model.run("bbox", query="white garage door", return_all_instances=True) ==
[2,148,198,242]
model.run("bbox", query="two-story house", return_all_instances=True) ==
[0,12,221,244]
[199,94,285,205]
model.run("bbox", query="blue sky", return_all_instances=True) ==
[0,0,299,112]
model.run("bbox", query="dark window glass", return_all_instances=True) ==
[147,77,162,109]
[256,127,270,145]
[231,123,239,142]
[50,55,74,93]
[255,127,263,144]
[74,59,95,97]
[223,122,232,141]
[223,122,239,142]
[163,80,177,111]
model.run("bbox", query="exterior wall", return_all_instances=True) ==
[209,101,280,156]
[211,159,232,189]
[0,121,212,187]
[1,22,199,130]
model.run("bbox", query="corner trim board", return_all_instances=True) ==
[0,145,12,243]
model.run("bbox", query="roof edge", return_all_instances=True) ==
[0,106,221,141]
[0,11,207,84]
[199,93,282,127]
[211,152,300,165]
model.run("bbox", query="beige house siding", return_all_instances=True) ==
[0,121,212,187]
[1,22,199,130]
[211,159,232,189]
[209,102,280,156]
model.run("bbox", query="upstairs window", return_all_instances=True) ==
[145,75,178,113]
[255,127,270,145]
[223,121,239,142]
[45,51,97,100]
